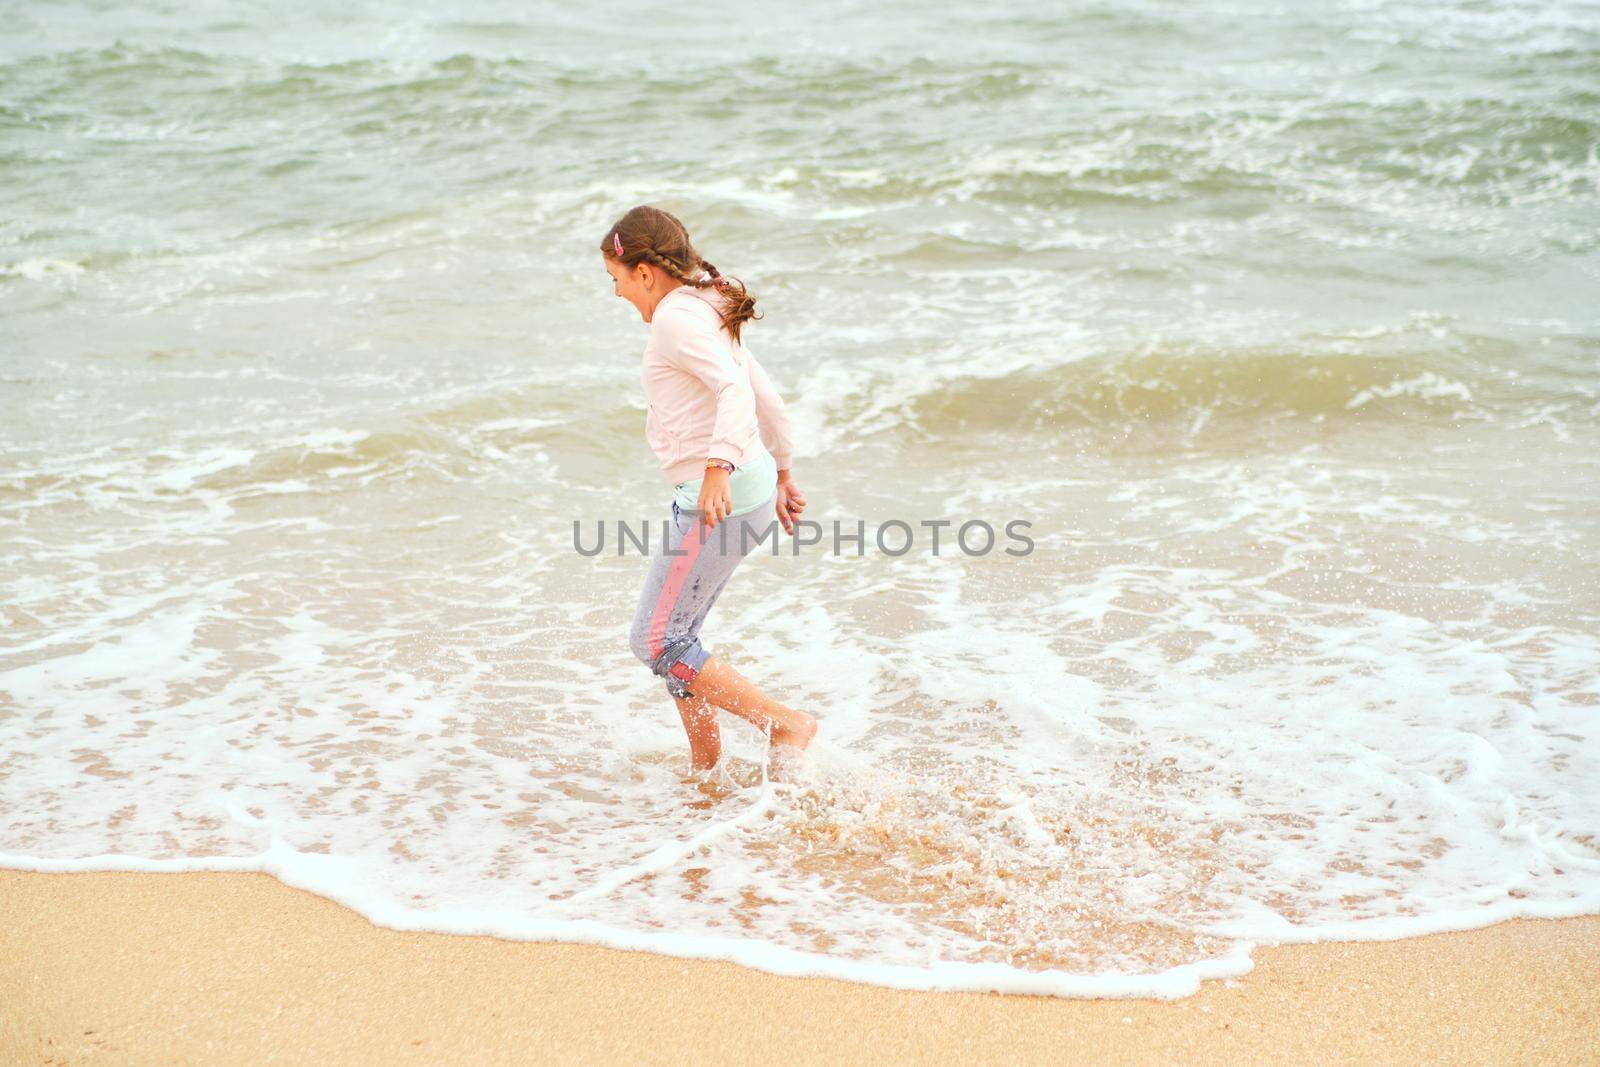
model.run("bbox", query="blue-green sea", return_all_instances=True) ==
[2,1,1597,997]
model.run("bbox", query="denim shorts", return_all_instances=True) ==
[627,487,781,698]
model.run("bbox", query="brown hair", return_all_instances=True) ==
[600,205,761,345]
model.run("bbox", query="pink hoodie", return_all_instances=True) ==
[641,283,794,485]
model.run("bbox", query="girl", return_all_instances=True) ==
[602,205,819,772]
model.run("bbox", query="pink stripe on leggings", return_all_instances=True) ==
[647,521,710,660]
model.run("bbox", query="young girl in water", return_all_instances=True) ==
[602,205,819,772]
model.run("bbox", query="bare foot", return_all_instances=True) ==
[769,711,818,753]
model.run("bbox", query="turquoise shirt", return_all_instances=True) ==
[673,443,778,519]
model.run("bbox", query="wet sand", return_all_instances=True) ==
[3,870,1596,1064]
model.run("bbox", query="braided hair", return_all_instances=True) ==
[601,205,761,345]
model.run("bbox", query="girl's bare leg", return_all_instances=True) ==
[673,691,721,771]
[689,655,818,753]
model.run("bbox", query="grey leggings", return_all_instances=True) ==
[628,488,780,699]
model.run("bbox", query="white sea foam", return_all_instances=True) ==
[4,0,1599,999]
[3,414,1597,998]
[1346,372,1474,410]
[1,258,85,279]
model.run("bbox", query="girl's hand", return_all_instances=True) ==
[775,473,806,534]
[698,468,733,528]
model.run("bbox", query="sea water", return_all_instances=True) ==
[2,0,1598,998]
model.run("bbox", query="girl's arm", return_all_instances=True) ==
[744,348,794,474]
[653,306,756,468]
[744,347,806,533]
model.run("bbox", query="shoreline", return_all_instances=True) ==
[4,870,1597,1064]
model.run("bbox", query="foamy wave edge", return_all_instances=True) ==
[0,841,1247,999]
[7,845,1600,999]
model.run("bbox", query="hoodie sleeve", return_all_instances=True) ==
[744,347,794,470]
[653,305,755,466]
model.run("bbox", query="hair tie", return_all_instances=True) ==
[612,232,624,257]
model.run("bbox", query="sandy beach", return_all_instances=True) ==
[5,6,1600,1064]
[3,870,1595,1064]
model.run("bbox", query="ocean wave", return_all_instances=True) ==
[0,258,86,280]
[171,400,626,494]
[899,349,1511,436]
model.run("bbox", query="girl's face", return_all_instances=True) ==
[604,256,672,323]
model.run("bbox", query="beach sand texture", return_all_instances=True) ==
[4,870,1597,1065]
[6,1,1600,1055]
